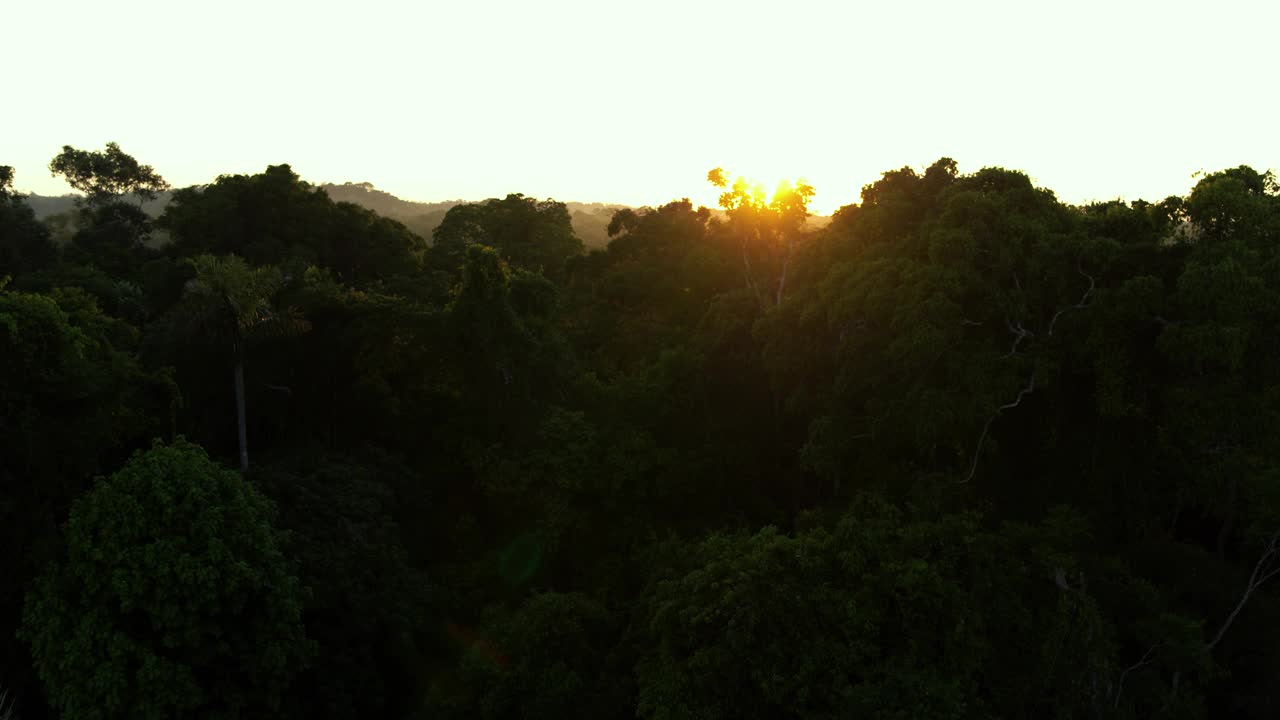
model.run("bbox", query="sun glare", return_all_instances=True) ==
[704,166,818,219]
[705,166,815,213]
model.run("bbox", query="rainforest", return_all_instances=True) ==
[3,145,1280,719]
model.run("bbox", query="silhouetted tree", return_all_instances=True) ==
[48,142,169,207]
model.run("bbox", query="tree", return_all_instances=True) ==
[707,167,814,308]
[48,142,169,207]
[261,268,456,456]
[0,283,173,714]
[172,255,306,471]
[63,201,157,279]
[756,161,1103,492]
[637,502,1119,719]
[565,200,725,371]
[426,592,628,719]
[20,439,312,720]
[254,453,429,720]
[445,244,576,446]
[0,166,57,277]
[160,165,426,283]
[429,194,583,281]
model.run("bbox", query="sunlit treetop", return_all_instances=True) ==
[707,167,815,226]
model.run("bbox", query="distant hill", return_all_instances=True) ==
[316,183,830,248]
[317,182,457,218]
[24,183,828,251]
[26,192,173,221]
[317,182,628,249]
[24,192,174,245]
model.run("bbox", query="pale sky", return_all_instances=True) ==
[6,0,1277,215]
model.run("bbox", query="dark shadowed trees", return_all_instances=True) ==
[429,194,583,281]
[8,146,1280,720]
[0,167,57,277]
[20,440,312,720]
[166,255,306,471]
[160,165,426,283]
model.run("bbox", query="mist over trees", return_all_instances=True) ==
[3,142,1280,719]
[320,181,628,251]
[23,179,630,253]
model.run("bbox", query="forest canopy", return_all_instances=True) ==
[2,143,1280,719]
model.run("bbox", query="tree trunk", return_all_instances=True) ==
[775,234,795,307]
[234,359,248,472]
[740,239,765,311]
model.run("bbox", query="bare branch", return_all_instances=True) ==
[739,238,766,311]
[0,687,15,720]
[775,233,796,307]
[1004,319,1034,358]
[1114,643,1160,710]
[960,372,1036,483]
[1203,441,1242,457]
[261,382,293,395]
[1207,529,1280,651]
[1047,260,1096,337]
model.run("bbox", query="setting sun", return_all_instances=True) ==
[705,166,816,216]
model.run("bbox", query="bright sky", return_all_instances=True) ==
[6,0,1277,215]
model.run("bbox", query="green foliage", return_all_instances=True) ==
[428,592,628,719]
[759,162,1096,490]
[0,167,57,277]
[178,255,295,349]
[0,284,171,623]
[20,440,312,720]
[565,200,725,371]
[707,166,815,308]
[268,272,453,455]
[160,165,425,283]
[154,254,310,470]
[430,194,583,280]
[254,452,428,720]
[8,149,1280,719]
[62,200,157,280]
[448,245,570,433]
[637,502,1118,719]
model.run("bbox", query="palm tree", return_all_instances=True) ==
[178,255,307,471]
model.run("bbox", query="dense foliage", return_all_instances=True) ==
[2,143,1280,718]
[20,440,310,720]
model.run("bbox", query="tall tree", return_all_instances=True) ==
[707,167,814,308]
[48,142,169,207]
[430,194,583,281]
[172,255,306,471]
[160,165,425,283]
